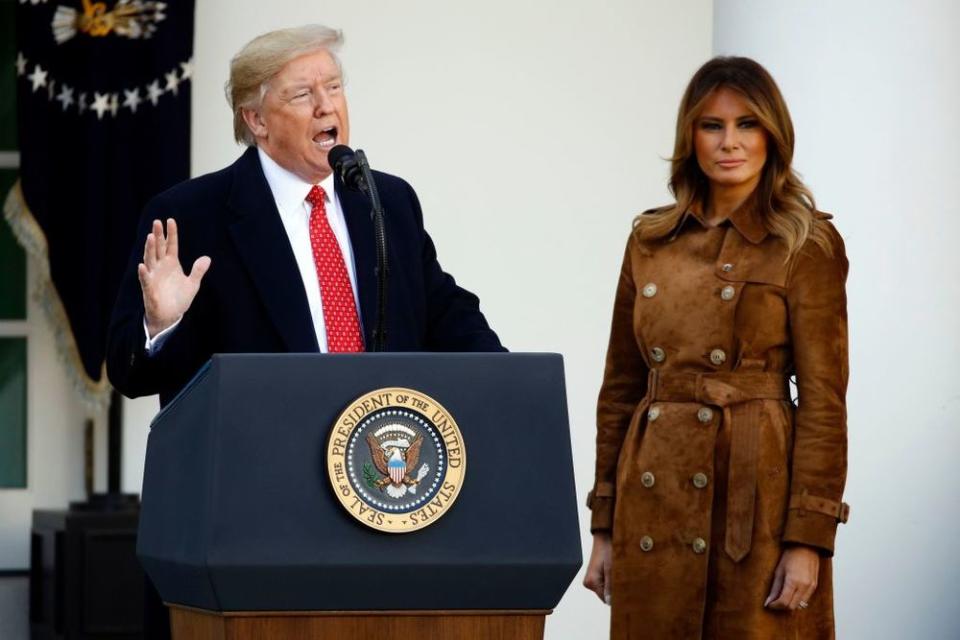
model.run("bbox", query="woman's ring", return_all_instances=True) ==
[798,600,809,609]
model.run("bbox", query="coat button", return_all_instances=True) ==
[130,352,136,366]
[709,348,727,366]
[641,471,655,488]
[692,537,707,554]
[648,406,661,422]
[650,347,666,363]
[692,473,709,489]
[721,263,734,272]
[642,283,658,298]
[640,536,654,552]
[697,406,714,423]
[720,285,736,301]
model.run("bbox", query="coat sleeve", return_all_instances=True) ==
[106,195,213,400]
[782,221,850,555]
[588,233,649,532]
[403,181,505,352]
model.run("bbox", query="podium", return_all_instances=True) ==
[138,353,582,639]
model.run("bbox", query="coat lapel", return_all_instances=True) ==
[336,175,378,347]
[226,147,319,352]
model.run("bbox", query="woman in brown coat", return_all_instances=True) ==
[582,57,850,639]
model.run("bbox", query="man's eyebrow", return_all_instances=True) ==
[279,73,341,88]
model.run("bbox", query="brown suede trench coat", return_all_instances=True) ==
[588,199,850,640]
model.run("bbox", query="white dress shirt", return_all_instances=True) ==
[144,147,362,353]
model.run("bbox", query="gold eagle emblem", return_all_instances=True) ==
[52,0,167,45]
[366,428,429,499]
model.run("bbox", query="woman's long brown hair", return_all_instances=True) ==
[635,56,833,258]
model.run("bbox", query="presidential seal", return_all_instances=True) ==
[326,388,466,533]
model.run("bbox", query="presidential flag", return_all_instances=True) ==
[4,0,194,408]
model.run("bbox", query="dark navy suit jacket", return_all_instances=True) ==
[107,146,504,406]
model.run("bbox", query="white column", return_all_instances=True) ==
[714,2,960,638]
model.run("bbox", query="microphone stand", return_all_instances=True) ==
[354,150,388,352]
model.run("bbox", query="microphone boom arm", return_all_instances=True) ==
[354,150,388,352]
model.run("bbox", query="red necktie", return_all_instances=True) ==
[306,185,364,352]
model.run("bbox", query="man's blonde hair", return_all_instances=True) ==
[226,24,344,145]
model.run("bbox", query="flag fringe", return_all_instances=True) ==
[3,179,111,416]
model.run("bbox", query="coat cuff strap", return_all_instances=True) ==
[586,482,616,532]
[789,494,850,523]
[585,482,615,507]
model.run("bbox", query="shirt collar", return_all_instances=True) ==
[683,193,769,244]
[257,147,336,216]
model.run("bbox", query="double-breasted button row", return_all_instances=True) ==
[642,281,732,365]
[638,535,706,553]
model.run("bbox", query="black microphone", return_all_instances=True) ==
[328,145,367,192]
[327,144,389,352]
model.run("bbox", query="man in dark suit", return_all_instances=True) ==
[106,24,502,637]
[107,24,503,407]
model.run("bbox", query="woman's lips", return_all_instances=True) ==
[717,159,746,168]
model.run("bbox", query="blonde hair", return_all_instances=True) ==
[226,24,344,145]
[635,56,833,258]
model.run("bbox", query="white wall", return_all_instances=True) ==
[122,1,714,638]
[714,2,960,639]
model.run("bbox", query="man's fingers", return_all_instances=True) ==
[137,263,149,289]
[154,219,167,260]
[143,233,156,270]
[165,218,178,258]
[188,256,211,285]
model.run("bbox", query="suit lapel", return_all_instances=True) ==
[226,147,319,352]
[336,175,377,347]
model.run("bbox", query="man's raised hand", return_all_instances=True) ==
[137,218,211,337]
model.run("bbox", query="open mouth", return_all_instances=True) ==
[313,126,338,148]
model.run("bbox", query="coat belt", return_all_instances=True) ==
[645,369,790,562]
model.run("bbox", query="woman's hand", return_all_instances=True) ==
[764,545,820,610]
[583,531,612,604]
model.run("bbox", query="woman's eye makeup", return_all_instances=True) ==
[698,118,760,130]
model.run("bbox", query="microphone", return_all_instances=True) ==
[326,144,389,352]
[328,145,367,192]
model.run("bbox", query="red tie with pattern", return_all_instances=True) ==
[306,185,364,352]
